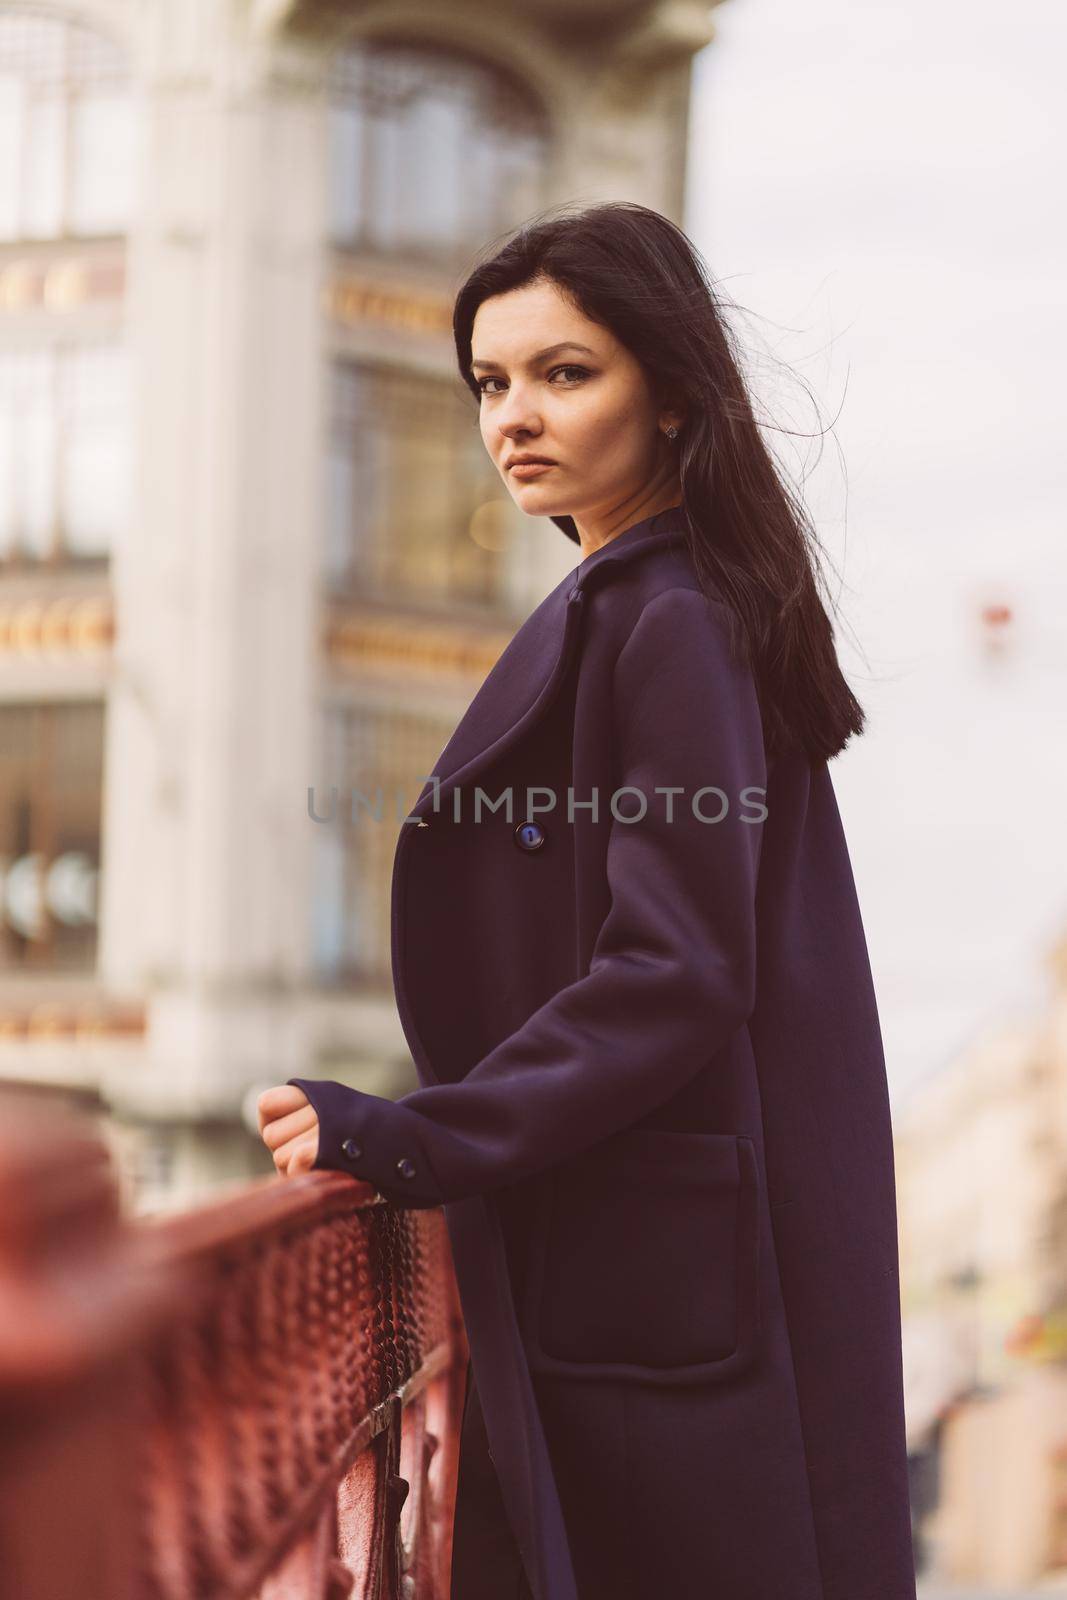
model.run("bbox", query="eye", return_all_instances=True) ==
[475,364,592,396]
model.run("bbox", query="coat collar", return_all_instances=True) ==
[572,500,687,584]
[403,504,689,825]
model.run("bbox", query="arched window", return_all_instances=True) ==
[0,6,135,241]
[0,701,103,973]
[313,703,457,985]
[0,339,130,563]
[327,38,549,265]
[324,358,505,607]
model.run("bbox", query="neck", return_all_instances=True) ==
[571,470,684,561]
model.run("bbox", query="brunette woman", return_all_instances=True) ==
[259,202,916,1600]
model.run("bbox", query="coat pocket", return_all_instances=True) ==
[519,1127,761,1386]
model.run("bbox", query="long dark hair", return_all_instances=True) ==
[452,200,867,766]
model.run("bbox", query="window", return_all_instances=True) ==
[327,39,549,267]
[0,7,135,242]
[0,340,130,564]
[313,702,453,985]
[0,701,104,973]
[326,359,506,608]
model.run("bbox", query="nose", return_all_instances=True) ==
[495,388,542,444]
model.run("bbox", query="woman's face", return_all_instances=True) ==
[471,276,681,536]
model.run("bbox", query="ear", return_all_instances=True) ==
[655,385,686,439]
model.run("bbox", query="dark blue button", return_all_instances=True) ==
[396,1156,417,1180]
[514,821,546,851]
[341,1137,363,1161]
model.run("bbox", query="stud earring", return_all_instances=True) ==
[664,424,679,440]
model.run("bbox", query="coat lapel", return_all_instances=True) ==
[403,505,688,825]
[405,572,582,822]
[389,502,687,1600]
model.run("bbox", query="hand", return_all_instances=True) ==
[257,1085,320,1177]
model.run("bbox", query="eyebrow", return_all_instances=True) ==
[470,341,598,371]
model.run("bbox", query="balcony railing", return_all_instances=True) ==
[0,1090,469,1600]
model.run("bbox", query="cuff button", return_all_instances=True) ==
[341,1138,364,1160]
[396,1156,417,1180]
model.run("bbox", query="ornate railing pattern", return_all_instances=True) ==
[0,1091,468,1600]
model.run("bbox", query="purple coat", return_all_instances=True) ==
[289,504,916,1600]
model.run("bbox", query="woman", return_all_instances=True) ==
[258,202,916,1600]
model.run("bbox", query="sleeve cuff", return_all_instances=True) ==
[286,1077,445,1209]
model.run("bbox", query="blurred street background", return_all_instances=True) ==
[0,0,1064,1589]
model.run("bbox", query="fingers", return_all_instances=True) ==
[287,1134,319,1177]
[256,1085,319,1180]
[257,1084,308,1136]
[260,1103,317,1152]
[273,1127,319,1178]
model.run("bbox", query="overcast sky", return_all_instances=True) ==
[686,0,1066,1104]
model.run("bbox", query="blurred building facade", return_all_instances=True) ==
[0,0,720,1209]
[896,929,1067,1586]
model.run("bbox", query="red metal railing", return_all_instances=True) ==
[0,1089,468,1600]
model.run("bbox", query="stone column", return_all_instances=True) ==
[99,2,328,1136]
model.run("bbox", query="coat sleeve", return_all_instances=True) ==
[288,585,768,1208]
